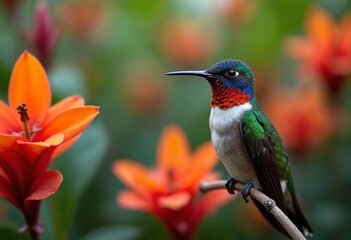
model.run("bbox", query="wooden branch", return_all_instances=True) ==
[199,180,306,240]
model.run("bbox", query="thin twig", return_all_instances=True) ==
[199,180,306,240]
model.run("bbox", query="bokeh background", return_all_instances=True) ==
[1,0,351,239]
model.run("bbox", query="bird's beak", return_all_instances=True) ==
[165,70,215,80]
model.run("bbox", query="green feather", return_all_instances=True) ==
[243,100,294,191]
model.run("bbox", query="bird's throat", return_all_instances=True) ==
[209,82,250,110]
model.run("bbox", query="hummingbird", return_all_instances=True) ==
[166,59,313,238]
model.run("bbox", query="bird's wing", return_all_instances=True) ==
[240,107,313,238]
[240,109,291,236]
[240,110,287,212]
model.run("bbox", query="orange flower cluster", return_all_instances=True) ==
[265,5,349,154]
[113,125,233,240]
[0,52,99,237]
[286,6,351,93]
[264,84,335,153]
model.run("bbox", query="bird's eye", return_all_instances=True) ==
[225,69,239,78]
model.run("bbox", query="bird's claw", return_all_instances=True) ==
[241,180,256,203]
[225,177,237,195]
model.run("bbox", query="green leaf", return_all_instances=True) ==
[49,121,108,240]
[78,225,141,240]
[0,225,30,240]
[49,65,87,99]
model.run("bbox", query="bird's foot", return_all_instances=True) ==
[225,177,237,195]
[241,180,256,203]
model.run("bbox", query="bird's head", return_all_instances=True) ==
[166,59,255,109]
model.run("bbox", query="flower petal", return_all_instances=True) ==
[18,133,64,147]
[45,95,85,124]
[339,14,351,71]
[51,134,81,160]
[8,51,51,125]
[0,151,30,196]
[117,190,151,212]
[157,192,191,210]
[112,160,167,194]
[0,175,22,210]
[285,37,317,63]
[33,106,99,143]
[0,100,22,134]
[31,147,56,178]
[43,133,65,146]
[26,170,63,201]
[196,189,233,219]
[178,141,218,189]
[0,135,22,152]
[17,134,63,165]
[156,125,190,179]
[306,6,336,52]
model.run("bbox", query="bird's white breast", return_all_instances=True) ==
[209,103,260,186]
[210,103,252,131]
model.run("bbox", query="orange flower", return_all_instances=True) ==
[0,51,99,160]
[286,6,351,93]
[0,51,98,239]
[113,124,233,240]
[214,0,257,24]
[159,18,218,66]
[264,84,335,153]
[58,1,108,41]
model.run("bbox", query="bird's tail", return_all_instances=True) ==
[286,193,313,237]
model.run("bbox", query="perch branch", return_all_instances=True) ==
[199,180,306,240]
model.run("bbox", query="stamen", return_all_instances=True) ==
[17,103,31,139]
[167,169,175,193]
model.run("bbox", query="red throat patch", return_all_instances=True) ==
[210,83,250,110]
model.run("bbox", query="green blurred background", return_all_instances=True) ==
[0,0,351,239]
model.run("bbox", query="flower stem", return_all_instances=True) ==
[29,230,39,240]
